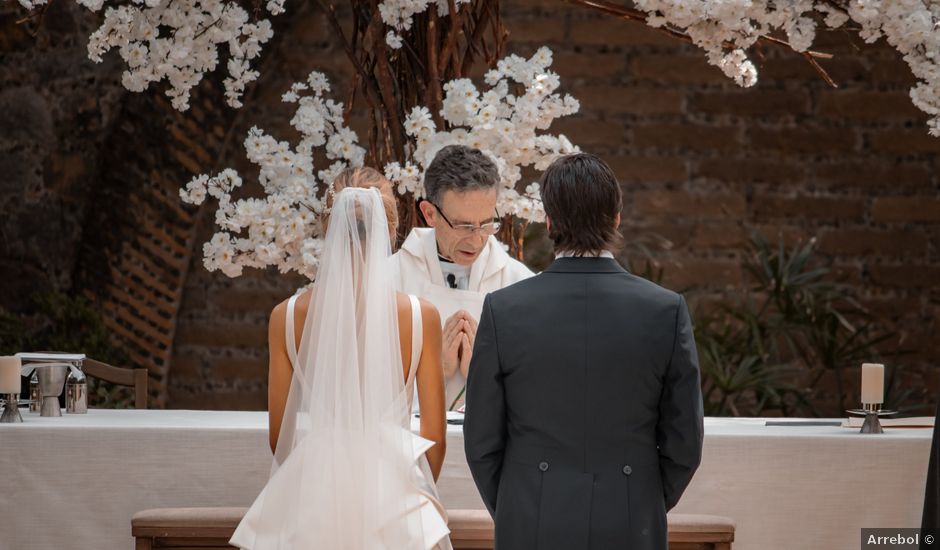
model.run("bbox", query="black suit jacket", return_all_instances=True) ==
[463,257,704,550]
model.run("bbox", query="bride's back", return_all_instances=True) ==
[264,168,446,485]
[268,281,446,476]
[284,289,418,381]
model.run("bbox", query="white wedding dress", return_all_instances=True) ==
[229,188,452,550]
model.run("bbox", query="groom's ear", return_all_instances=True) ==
[418,200,438,227]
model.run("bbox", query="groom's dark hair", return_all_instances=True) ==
[539,152,623,255]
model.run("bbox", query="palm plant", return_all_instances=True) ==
[694,231,913,417]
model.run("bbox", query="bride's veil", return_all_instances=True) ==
[240,187,427,548]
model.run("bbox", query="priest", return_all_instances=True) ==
[391,145,533,409]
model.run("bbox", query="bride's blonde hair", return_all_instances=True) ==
[323,167,399,239]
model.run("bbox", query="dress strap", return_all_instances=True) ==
[407,294,423,384]
[285,294,299,369]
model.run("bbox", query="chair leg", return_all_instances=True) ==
[135,536,153,550]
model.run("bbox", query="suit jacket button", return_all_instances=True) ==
[538,461,549,472]
[622,465,632,475]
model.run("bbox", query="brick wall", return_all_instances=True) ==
[2,0,936,412]
[169,1,939,412]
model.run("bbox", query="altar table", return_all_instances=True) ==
[0,410,929,549]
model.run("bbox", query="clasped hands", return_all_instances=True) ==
[441,310,477,379]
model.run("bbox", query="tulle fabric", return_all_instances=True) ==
[230,187,450,549]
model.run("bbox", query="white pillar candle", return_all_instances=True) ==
[861,363,885,405]
[0,356,22,395]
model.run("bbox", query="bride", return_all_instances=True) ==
[230,168,453,549]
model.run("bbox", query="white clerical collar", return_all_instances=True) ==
[438,256,471,289]
[554,250,615,259]
[402,227,508,289]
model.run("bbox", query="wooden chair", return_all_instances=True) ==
[82,358,149,409]
[131,507,735,549]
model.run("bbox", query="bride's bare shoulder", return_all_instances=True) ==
[415,297,441,330]
[293,289,313,314]
[269,301,287,331]
[269,289,313,331]
[393,292,437,320]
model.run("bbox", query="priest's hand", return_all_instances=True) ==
[442,312,466,378]
[442,311,475,379]
[457,312,477,380]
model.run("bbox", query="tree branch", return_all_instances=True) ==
[566,0,838,88]
[438,0,464,74]
[367,4,406,160]
[426,9,445,128]
[462,1,494,75]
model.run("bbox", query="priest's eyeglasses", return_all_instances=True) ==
[429,202,502,237]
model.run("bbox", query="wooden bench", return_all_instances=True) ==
[132,507,243,549]
[439,511,736,549]
[448,509,495,549]
[132,507,735,549]
[667,513,736,550]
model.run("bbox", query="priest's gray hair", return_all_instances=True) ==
[423,145,499,204]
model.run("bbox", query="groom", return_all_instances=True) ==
[464,153,704,549]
